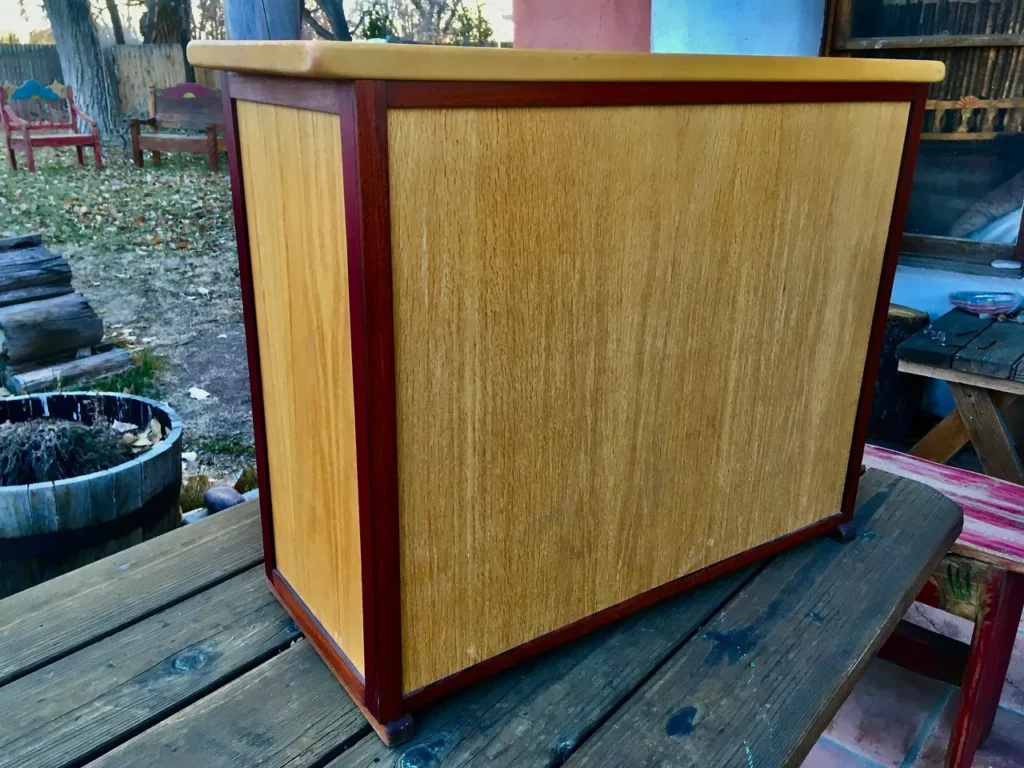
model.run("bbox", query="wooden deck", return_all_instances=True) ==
[0,469,961,767]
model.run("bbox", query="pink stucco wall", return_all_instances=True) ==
[513,0,652,51]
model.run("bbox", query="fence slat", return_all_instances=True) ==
[0,45,63,86]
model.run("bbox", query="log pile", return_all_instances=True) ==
[0,233,133,394]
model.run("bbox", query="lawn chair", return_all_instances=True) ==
[1,79,103,172]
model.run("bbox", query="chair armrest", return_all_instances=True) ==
[3,105,26,131]
[73,107,97,129]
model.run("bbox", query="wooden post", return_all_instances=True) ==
[224,0,300,40]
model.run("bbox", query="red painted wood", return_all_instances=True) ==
[222,75,276,582]
[402,512,846,711]
[947,571,1024,768]
[385,80,925,108]
[840,88,929,527]
[226,73,344,113]
[351,78,405,726]
[876,619,969,687]
[863,445,1024,572]
[0,81,102,171]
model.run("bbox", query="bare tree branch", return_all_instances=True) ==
[302,5,335,39]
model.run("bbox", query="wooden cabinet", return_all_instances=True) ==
[188,40,942,744]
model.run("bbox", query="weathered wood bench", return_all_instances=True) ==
[129,83,226,170]
[868,445,1024,768]
[1,79,103,172]
[0,471,960,766]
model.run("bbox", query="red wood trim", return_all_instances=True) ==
[385,80,924,109]
[226,73,344,113]
[839,86,929,526]
[340,82,381,722]
[402,511,846,711]
[349,79,404,725]
[222,75,276,581]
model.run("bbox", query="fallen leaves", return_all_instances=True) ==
[115,417,166,454]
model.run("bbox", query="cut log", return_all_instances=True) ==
[6,349,134,394]
[0,285,74,308]
[0,233,42,252]
[0,245,74,307]
[0,293,104,365]
[870,303,930,441]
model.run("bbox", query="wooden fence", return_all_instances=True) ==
[0,45,63,87]
[1,44,217,117]
[113,45,218,115]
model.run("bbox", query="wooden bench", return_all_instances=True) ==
[867,445,1024,768]
[0,470,960,766]
[129,83,226,170]
[1,79,102,172]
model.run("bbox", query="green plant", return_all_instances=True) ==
[197,433,255,459]
[451,3,493,44]
[361,1,395,39]
[91,349,164,397]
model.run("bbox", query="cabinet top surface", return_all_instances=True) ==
[187,41,944,84]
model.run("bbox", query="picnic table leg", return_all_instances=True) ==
[946,570,1024,768]
[910,410,970,463]
[948,383,1024,484]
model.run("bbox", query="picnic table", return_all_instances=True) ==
[0,469,961,767]
[897,307,1024,481]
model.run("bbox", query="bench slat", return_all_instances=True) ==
[331,568,754,767]
[562,471,962,767]
[864,444,1024,573]
[85,640,369,768]
[0,499,262,685]
[0,568,299,768]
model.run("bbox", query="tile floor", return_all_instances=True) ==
[802,604,1024,767]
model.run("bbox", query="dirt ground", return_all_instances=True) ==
[0,149,253,478]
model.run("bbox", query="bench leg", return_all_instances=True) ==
[75,146,84,165]
[948,383,1024,484]
[946,570,1024,768]
[206,126,219,171]
[5,147,15,171]
[152,150,162,166]
[92,141,103,169]
[24,142,35,173]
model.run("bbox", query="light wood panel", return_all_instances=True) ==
[236,101,364,674]
[188,40,945,83]
[389,101,910,693]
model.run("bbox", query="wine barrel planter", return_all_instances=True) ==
[0,392,183,598]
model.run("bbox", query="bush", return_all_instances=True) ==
[0,419,134,485]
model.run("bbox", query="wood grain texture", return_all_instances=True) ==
[952,321,1024,379]
[896,310,994,369]
[0,498,261,686]
[388,101,910,693]
[187,41,945,83]
[948,383,1024,484]
[562,470,963,767]
[0,568,298,768]
[899,360,1024,397]
[330,568,755,767]
[85,640,370,768]
[236,100,364,674]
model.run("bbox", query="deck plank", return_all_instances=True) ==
[0,499,262,686]
[563,471,963,767]
[330,567,755,767]
[0,567,298,768]
[84,640,370,768]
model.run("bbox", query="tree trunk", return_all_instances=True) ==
[42,0,123,139]
[225,0,301,39]
[105,0,125,44]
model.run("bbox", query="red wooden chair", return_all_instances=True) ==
[865,445,1024,768]
[1,79,103,172]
